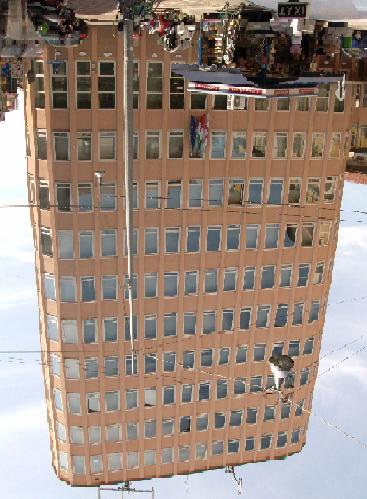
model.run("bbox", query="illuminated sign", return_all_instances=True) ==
[188,82,318,98]
[278,2,308,18]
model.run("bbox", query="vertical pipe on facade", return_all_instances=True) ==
[123,19,135,359]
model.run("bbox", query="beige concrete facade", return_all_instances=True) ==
[24,26,353,486]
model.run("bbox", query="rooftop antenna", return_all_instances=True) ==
[225,466,243,495]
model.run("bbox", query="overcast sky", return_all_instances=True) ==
[1,83,367,498]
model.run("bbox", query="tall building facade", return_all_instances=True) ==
[25,25,352,486]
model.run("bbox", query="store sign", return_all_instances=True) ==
[278,2,308,18]
[188,81,318,98]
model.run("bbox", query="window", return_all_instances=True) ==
[47,315,58,341]
[227,225,240,250]
[77,132,92,161]
[191,93,206,109]
[288,178,301,204]
[144,315,157,340]
[163,386,175,405]
[84,319,97,343]
[207,226,221,251]
[292,132,306,159]
[309,300,320,322]
[275,304,288,327]
[218,347,230,366]
[245,437,255,451]
[316,84,329,111]
[58,452,68,471]
[199,382,210,401]
[300,368,309,386]
[165,227,180,253]
[205,269,217,294]
[62,319,77,343]
[99,131,115,160]
[124,316,138,341]
[145,228,158,255]
[189,179,202,208]
[203,311,215,335]
[145,181,159,209]
[56,183,71,211]
[209,179,224,206]
[268,179,283,205]
[85,358,98,379]
[86,393,100,413]
[334,97,344,112]
[79,231,93,259]
[211,131,226,159]
[167,180,181,208]
[313,262,324,285]
[126,422,138,440]
[292,303,304,325]
[184,271,198,295]
[329,132,341,158]
[182,384,193,403]
[265,224,279,249]
[36,130,47,160]
[240,307,251,330]
[256,305,270,328]
[145,354,157,374]
[179,415,191,433]
[264,405,275,421]
[70,426,84,444]
[105,357,119,376]
[273,132,288,158]
[231,132,246,158]
[319,221,331,246]
[250,376,262,392]
[184,312,196,335]
[252,132,266,157]
[296,96,309,111]
[248,179,263,205]
[272,342,284,356]
[132,62,139,109]
[298,264,310,287]
[51,61,67,108]
[228,178,244,205]
[125,354,138,375]
[60,276,76,302]
[144,387,156,407]
[146,130,161,159]
[124,228,138,256]
[39,180,49,209]
[169,66,184,108]
[53,132,69,161]
[277,432,288,448]
[164,272,178,297]
[41,227,53,256]
[277,98,290,111]
[101,229,116,257]
[102,276,117,300]
[186,227,200,253]
[58,230,73,259]
[254,344,266,362]
[145,420,157,438]
[281,403,291,419]
[215,412,225,429]
[224,268,237,291]
[108,453,122,472]
[306,178,320,203]
[221,309,233,331]
[100,183,116,210]
[291,429,300,444]
[168,130,183,158]
[246,408,257,424]
[32,60,45,108]
[236,346,247,364]
[234,377,246,396]
[261,266,275,289]
[301,223,314,247]
[196,444,207,460]
[284,224,297,248]
[104,318,117,342]
[127,453,139,469]
[98,61,115,108]
[81,276,95,302]
[164,313,177,337]
[147,62,162,108]
[183,350,195,369]
[76,61,91,109]
[304,337,314,355]
[106,424,121,442]
[78,183,93,211]
[44,273,56,300]
[311,133,325,158]
[196,413,208,431]
[213,94,227,109]
[245,225,259,249]
[288,340,300,357]
[162,419,174,437]
[255,99,269,111]
[324,176,337,202]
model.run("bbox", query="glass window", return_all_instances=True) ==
[41,227,53,256]
[164,272,178,297]
[222,309,234,331]
[284,224,297,248]
[210,131,226,159]
[163,386,175,405]
[246,408,257,424]
[234,377,246,395]
[124,316,138,341]
[144,315,157,339]
[101,229,116,257]
[256,305,270,328]
[296,96,309,111]
[303,337,314,355]
[54,132,69,161]
[170,67,184,109]
[243,266,255,291]
[145,227,158,255]
[78,184,92,211]
[133,62,139,109]
[292,303,304,325]
[164,313,177,336]
[81,276,95,302]
[288,340,300,357]
[313,262,324,285]
[167,180,181,208]
[288,178,301,204]
[265,224,279,249]
[85,358,98,379]
[277,432,288,448]
[182,384,193,403]
[261,266,275,289]
[186,226,200,252]
[86,393,99,414]
[275,304,288,327]
[273,132,288,158]
[329,132,341,158]
[231,132,246,158]
[209,179,224,206]
[44,273,56,300]
[319,221,331,246]
[63,319,78,343]
[47,315,58,341]
[309,300,320,322]
[100,183,116,210]
[196,413,208,431]
[264,405,275,421]
[252,132,266,157]
[168,130,183,158]
[199,382,210,401]
[227,225,240,250]
[184,271,198,295]
[316,84,329,111]
[311,133,325,158]
[213,94,227,109]
[204,269,217,293]
[277,98,290,111]
[60,276,76,302]
[98,61,115,108]
[147,62,162,108]
[144,273,157,298]
[248,179,263,205]
[268,179,283,205]
[207,226,221,251]
[191,93,206,109]
[101,275,117,300]
[245,437,255,451]
[254,344,266,362]
[39,180,49,209]
[105,357,119,376]
[36,130,47,160]
[51,61,68,109]
[65,359,80,379]
[77,132,91,160]
[106,424,121,442]
[300,368,309,386]
[228,178,244,205]
[324,176,337,202]
[298,264,310,287]
[99,131,116,160]
[203,311,215,334]
[165,227,180,253]
[306,178,320,203]
[104,318,117,342]
[146,131,161,159]
[224,268,237,291]
[56,183,71,212]
[144,420,156,438]
[236,346,247,364]
[76,61,91,109]
[189,179,202,208]
[145,353,157,374]
[292,133,306,159]
[145,181,159,209]
[301,223,314,247]
[58,230,73,259]
[245,225,259,249]
[240,307,251,330]
[183,350,195,369]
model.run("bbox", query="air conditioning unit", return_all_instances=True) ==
[227,95,247,110]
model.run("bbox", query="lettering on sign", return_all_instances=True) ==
[278,2,308,18]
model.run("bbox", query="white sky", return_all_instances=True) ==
[1,87,367,497]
